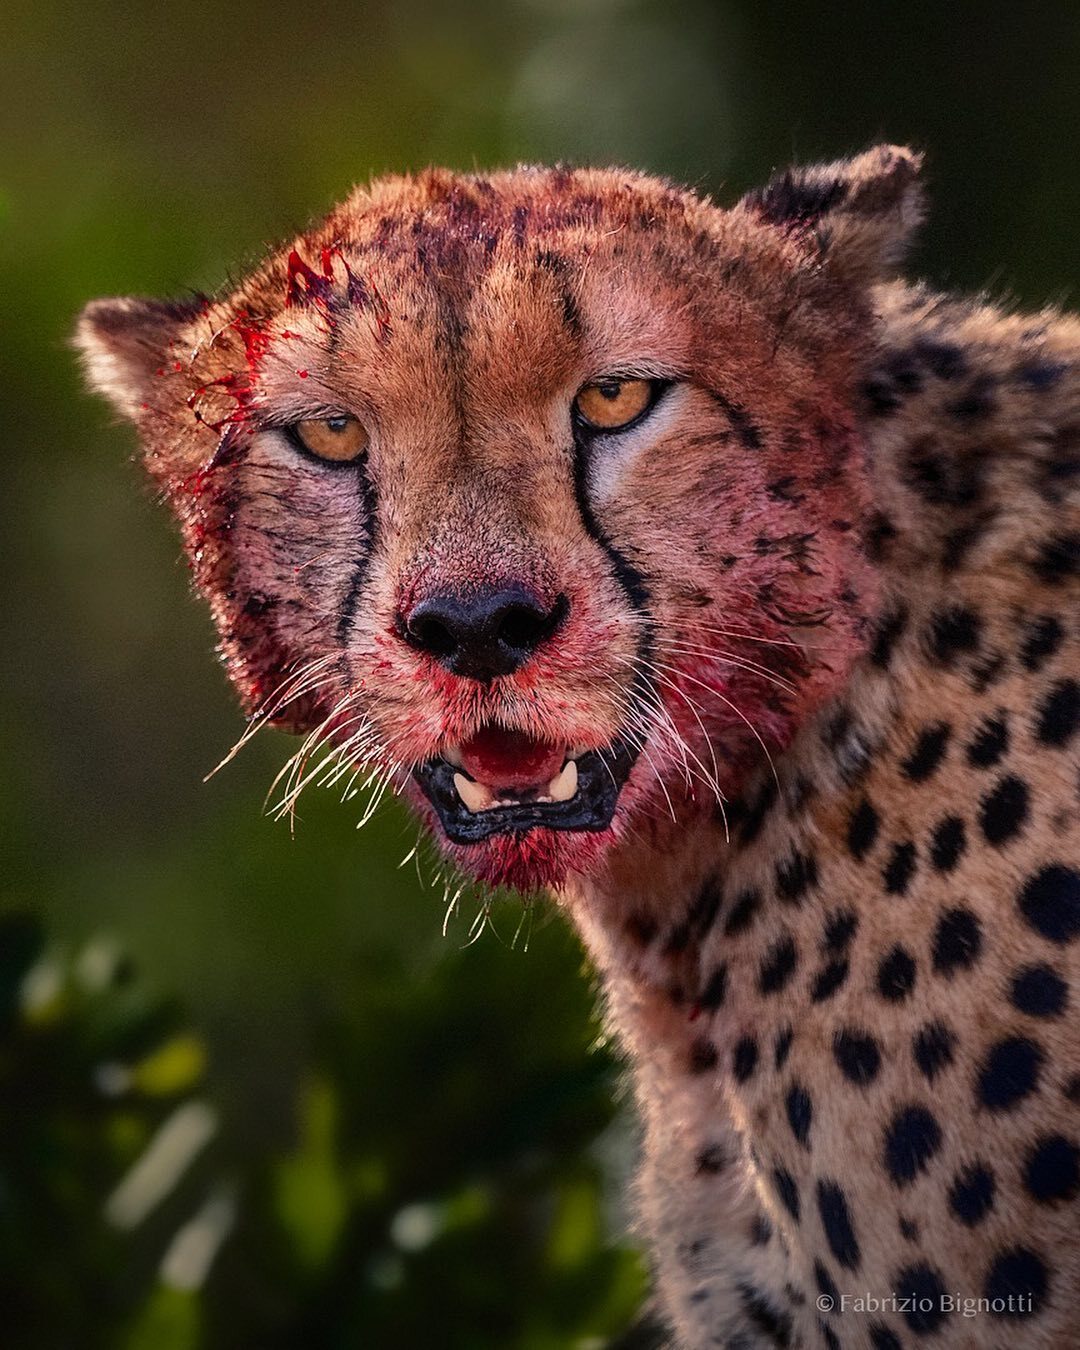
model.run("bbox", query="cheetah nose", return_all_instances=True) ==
[399,585,569,682]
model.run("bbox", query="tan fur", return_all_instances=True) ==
[77,146,1079,1347]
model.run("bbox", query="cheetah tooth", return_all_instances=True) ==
[548,759,578,803]
[454,772,494,812]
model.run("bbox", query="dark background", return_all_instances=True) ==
[2,2,1078,1345]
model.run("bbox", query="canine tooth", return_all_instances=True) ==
[548,759,578,803]
[454,772,493,812]
[443,746,464,768]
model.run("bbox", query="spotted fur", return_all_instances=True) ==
[77,145,1079,1347]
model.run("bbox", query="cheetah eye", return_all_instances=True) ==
[574,378,656,431]
[291,415,369,463]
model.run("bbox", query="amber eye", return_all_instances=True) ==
[292,415,368,463]
[574,378,654,431]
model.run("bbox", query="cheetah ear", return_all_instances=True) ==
[74,295,204,420]
[739,144,925,286]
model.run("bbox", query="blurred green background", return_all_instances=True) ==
[2,1,1078,1345]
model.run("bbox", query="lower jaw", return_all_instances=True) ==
[437,816,620,893]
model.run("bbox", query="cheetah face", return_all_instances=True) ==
[77,149,921,891]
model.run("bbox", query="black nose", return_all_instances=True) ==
[401,585,569,681]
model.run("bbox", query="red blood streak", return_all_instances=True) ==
[458,726,565,791]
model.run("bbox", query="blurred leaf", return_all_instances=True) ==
[123,1286,201,1350]
[271,1076,348,1275]
[130,1034,207,1097]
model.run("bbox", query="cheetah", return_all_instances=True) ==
[77,145,1079,1348]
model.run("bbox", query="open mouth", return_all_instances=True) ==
[413,724,639,844]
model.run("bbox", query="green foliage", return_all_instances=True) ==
[0,912,646,1348]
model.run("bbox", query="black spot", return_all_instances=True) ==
[898,1216,919,1241]
[688,1036,719,1074]
[817,1180,861,1271]
[625,912,658,946]
[823,910,858,952]
[739,777,778,846]
[760,935,799,994]
[774,1167,800,1221]
[826,709,873,785]
[904,443,983,506]
[901,723,951,782]
[861,374,903,416]
[695,1143,729,1175]
[687,874,724,938]
[877,946,917,1002]
[932,907,982,974]
[714,393,764,450]
[894,1264,947,1333]
[820,1323,840,1350]
[869,1325,902,1350]
[1019,615,1064,671]
[786,1083,813,1147]
[983,1246,1048,1314]
[774,1027,794,1069]
[979,775,1030,846]
[929,815,966,872]
[1032,532,1080,584]
[1024,1134,1080,1204]
[927,605,982,665]
[883,841,917,896]
[1065,1074,1080,1104]
[241,591,276,618]
[811,959,850,1003]
[949,1162,995,1225]
[767,473,805,505]
[1036,678,1079,746]
[977,1036,1044,1110]
[865,512,899,562]
[662,920,691,956]
[1018,865,1080,943]
[737,1283,793,1348]
[699,963,729,1010]
[913,1021,956,1081]
[885,1106,943,1185]
[847,798,880,860]
[1017,359,1067,389]
[942,512,996,571]
[1011,964,1068,1018]
[813,1259,838,1307]
[869,604,908,667]
[967,712,1009,767]
[790,773,816,811]
[733,1036,759,1083]
[834,1030,881,1085]
[749,1213,772,1246]
[947,374,997,422]
[914,338,966,379]
[776,849,819,904]
[723,888,761,937]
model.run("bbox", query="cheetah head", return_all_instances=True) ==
[76,146,923,892]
